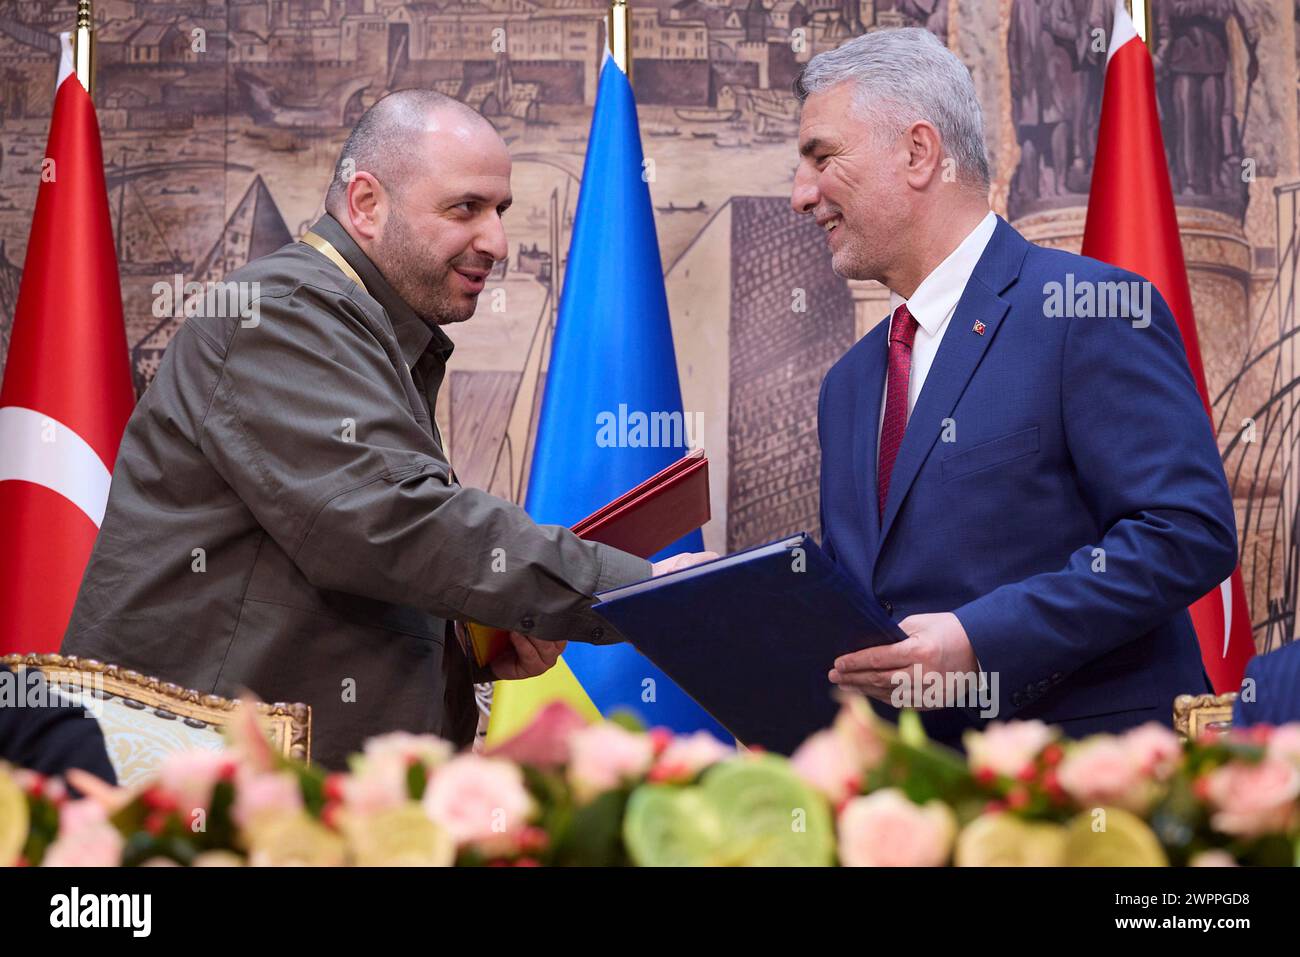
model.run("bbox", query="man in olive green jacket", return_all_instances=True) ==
[63,91,709,768]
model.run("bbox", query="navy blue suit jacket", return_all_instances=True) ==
[817,217,1236,743]
[1233,641,1300,726]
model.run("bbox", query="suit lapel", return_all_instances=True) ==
[877,218,1029,549]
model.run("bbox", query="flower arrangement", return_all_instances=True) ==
[3,697,1298,867]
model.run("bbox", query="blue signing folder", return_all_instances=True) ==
[592,533,907,754]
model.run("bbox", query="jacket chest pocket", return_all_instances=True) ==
[940,426,1040,483]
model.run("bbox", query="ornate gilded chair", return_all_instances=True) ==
[1173,692,1237,739]
[1,654,310,786]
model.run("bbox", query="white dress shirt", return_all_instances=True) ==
[878,211,998,449]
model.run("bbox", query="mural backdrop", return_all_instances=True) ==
[1,0,1298,652]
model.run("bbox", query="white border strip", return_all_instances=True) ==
[0,406,112,527]
[1107,0,1139,64]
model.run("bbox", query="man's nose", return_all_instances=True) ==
[476,214,508,264]
[790,167,819,216]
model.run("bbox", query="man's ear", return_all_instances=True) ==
[903,120,945,190]
[346,172,384,241]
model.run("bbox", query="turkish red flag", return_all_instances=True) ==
[1082,1,1253,692]
[0,37,134,654]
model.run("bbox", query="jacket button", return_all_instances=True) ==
[520,616,535,631]
[880,599,893,615]
[592,626,604,640]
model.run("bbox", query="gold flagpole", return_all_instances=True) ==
[607,0,632,84]
[1127,0,1152,48]
[72,0,94,95]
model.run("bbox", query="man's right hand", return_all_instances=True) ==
[651,551,718,576]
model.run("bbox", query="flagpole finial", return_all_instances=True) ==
[73,0,94,95]
[607,0,632,83]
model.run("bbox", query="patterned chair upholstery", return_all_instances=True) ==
[2,654,310,787]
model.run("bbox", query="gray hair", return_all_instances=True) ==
[795,28,990,189]
[324,89,489,214]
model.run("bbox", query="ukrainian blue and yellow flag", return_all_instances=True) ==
[486,54,728,744]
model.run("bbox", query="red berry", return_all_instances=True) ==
[1007,788,1030,810]
[1193,776,1212,801]
[24,773,46,798]
[1042,769,1063,795]
[323,774,347,804]
[321,802,342,830]
[519,827,549,852]
[142,788,178,813]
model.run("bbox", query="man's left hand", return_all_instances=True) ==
[491,632,567,681]
[828,612,979,708]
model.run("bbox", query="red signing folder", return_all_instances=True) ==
[466,449,710,667]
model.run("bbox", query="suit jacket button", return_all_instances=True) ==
[520,616,535,631]
[880,599,893,615]
[592,626,605,640]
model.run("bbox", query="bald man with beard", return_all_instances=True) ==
[62,91,710,768]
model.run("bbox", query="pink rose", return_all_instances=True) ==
[156,749,236,815]
[361,732,451,771]
[650,732,733,782]
[831,698,887,771]
[1057,738,1152,813]
[226,698,277,773]
[1188,849,1238,867]
[422,754,534,846]
[1203,758,1300,837]
[338,732,452,815]
[964,721,1056,780]
[1123,723,1183,780]
[192,851,245,867]
[42,800,124,867]
[837,789,956,867]
[58,797,111,834]
[791,700,887,803]
[792,729,862,803]
[231,770,304,829]
[488,701,590,768]
[1267,724,1300,766]
[567,723,654,801]
[339,759,409,815]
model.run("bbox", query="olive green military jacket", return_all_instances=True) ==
[62,214,650,768]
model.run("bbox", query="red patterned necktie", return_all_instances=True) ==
[878,303,919,518]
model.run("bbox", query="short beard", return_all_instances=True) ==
[830,233,879,283]
[373,206,475,326]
